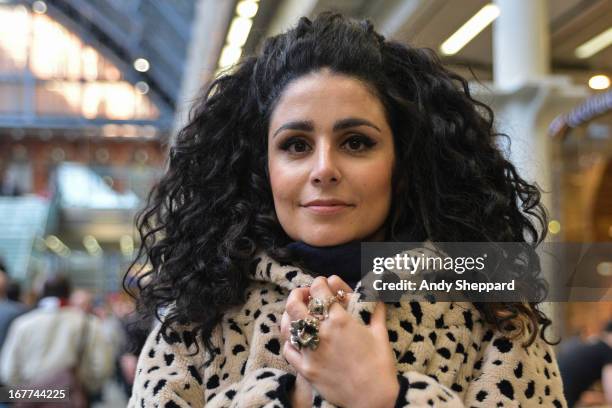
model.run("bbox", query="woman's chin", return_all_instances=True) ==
[298,233,359,247]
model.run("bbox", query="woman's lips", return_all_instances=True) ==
[303,204,353,215]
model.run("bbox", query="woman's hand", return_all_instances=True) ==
[280,276,354,408]
[290,373,314,408]
[281,287,314,407]
[281,276,400,408]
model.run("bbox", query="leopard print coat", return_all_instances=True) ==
[129,249,567,408]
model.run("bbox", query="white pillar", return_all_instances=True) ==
[493,0,550,91]
[488,0,588,342]
[491,0,553,210]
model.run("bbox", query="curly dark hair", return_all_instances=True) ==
[126,13,554,354]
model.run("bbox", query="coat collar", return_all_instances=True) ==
[249,249,315,290]
[247,248,481,328]
[248,241,441,293]
[248,249,380,322]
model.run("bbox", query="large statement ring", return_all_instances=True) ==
[289,317,320,351]
[307,289,347,320]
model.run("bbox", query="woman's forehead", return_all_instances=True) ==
[269,71,388,129]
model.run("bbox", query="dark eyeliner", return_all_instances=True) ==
[279,136,309,152]
[344,134,377,150]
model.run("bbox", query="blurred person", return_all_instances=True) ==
[1,154,32,196]
[73,289,127,370]
[88,295,133,404]
[117,308,154,398]
[128,13,566,408]
[6,280,21,303]
[558,320,612,407]
[115,281,153,397]
[0,274,113,404]
[91,296,127,367]
[70,288,95,314]
[0,261,27,352]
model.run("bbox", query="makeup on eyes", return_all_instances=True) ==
[277,132,378,155]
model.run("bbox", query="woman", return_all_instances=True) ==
[127,13,566,407]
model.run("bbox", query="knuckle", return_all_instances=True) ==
[301,361,317,380]
[329,310,349,327]
[280,317,288,339]
[281,326,290,339]
[311,276,328,289]
[327,275,343,289]
[287,288,300,300]
[285,299,300,317]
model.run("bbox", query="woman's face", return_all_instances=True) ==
[267,70,395,246]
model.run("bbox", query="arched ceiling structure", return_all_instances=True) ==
[28,0,198,117]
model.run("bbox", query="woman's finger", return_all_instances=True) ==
[327,275,353,307]
[308,276,334,300]
[282,340,303,372]
[327,275,353,294]
[369,301,389,343]
[285,287,310,319]
[280,311,291,345]
[309,276,346,321]
[283,341,318,383]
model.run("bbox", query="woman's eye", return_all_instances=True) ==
[280,138,311,154]
[279,135,375,154]
[343,135,376,152]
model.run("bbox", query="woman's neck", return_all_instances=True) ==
[286,239,364,289]
[285,228,416,289]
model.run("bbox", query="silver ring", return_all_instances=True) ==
[307,290,347,320]
[289,317,320,350]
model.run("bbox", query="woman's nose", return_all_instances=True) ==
[310,145,341,186]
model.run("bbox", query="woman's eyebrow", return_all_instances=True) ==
[272,120,314,138]
[333,118,381,133]
[272,117,381,138]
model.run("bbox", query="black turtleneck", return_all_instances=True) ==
[286,230,415,290]
[286,240,363,289]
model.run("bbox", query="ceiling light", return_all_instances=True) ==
[236,1,258,19]
[45,235,71,257]
[597,262,612,277]
[83,235,102,256]
[133,58,150,72]
[45,235,61,251]
[218,45,242,68]
[135,81,149,94]
[440,4,500,56]
[548,220,561,234]
[227,17,253,47]
[588,74,610,90]
[575,27,612,59]
[120,235,134,257]
[32,1,47,14]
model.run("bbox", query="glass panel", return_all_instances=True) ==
[35,81,82,116]
[0,83,23,113]
[0,5,30,73]
[0,4,160,120]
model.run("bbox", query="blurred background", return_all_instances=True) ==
[0,0,610,406]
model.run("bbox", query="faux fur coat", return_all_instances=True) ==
[129,249,567,407]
